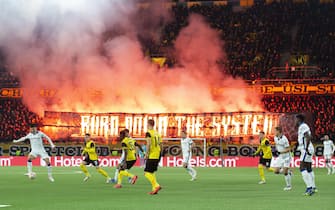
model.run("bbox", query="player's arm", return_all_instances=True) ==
[135,142,144,153]
[41,132,55,148]
[304,131,312,154]
[13,134,29,143]
[145,132,151,159]
[253,145,261,156]
[119,143,127,169]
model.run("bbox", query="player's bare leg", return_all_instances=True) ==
[43,157,54,182]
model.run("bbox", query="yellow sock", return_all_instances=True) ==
[267,167,275,172]
[97,167,109,178]
[80,164,90,177]
[117,170,123,185]
[145,172,159,191]
[116,170,134,184]
[258,165,265,181]
[124,170,134,178]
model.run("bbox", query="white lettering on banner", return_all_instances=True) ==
[53,156,120,167]
[54,156,82,167]
[0,158,11,166]
[2,156,334,167]
[290,156,327,168]
[80,113,279,137]
[164,157,236,167]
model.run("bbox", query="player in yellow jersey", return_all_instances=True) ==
[79,133,112,183]
[114,129,144,188]
[144,119,162,195]
[253,131,274,184]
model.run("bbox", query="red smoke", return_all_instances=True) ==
[0,1,263,115]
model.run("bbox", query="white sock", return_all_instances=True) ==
[187,167,197,178]
[329,162,334,171]
[309,171,316,188]
[27,161,32,174]
[114,169,119,180]
[326,163,331,173]
[47,166,52,176]
[301,170,312,188]
[284,174,291,187]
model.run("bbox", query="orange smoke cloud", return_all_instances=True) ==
[0,1,263,115]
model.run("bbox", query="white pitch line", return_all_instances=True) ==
[0,205,11,208]
[23,171,83,175]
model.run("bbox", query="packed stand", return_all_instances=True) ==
[146,2,334,80]
[263,95,335,141]
[0,99,42,142]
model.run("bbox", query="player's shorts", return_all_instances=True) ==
[300,161,312,172]
[29,150,50,159]
[270,154,291,168]
[125,160,136,170]
[259,157,271,168]
[83,156,99,167]
[144,159,160,173]
[300,150,313,163]
[324,154,332,160]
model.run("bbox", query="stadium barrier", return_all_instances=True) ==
[0,156,333,168]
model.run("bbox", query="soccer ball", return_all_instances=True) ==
[29,172,36,179]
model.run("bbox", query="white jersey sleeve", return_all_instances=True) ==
[14,134,30,143]
[40,131,55,148]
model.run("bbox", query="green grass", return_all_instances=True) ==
[0,167,333,210]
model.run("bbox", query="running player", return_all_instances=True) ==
[321,134,335,175]
[111,130,126,183]
[253,131,274,184]
[296,114,317,196]
[181,130,197,181]
[144,119,162,195]
[13,124,55,182]
[272,126,292,190]
[114,129,144,188]
[79,133,112,183]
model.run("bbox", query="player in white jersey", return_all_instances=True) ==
[181,130,197,181]
[321,135,335,175]
[296,114,317,196]
[13,124,55,182]
[271,126,292,191]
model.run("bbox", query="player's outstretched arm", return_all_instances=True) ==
[13,135,29,143]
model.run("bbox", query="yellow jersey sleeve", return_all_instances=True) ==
[146,129,161,159]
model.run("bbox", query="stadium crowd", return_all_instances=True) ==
[151,1,335,79]
[0,99,42,142]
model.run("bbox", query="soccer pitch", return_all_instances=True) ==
[0,167,333,210]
